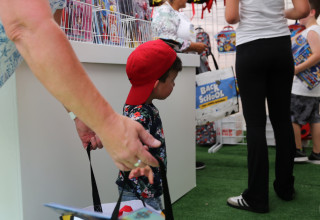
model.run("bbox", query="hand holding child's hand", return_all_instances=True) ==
[129,165,154,184]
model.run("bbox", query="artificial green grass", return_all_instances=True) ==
[172,145,320,219]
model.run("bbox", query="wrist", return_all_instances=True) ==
[69,111,77,120]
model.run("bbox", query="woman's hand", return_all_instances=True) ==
[74,118,103,150]
[188,42,208,54]
[195,42,208,54]
[98,113,161,171]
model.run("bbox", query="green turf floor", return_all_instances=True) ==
[172,145,320,220]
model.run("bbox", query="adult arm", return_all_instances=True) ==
[0,0,160,170]
[295,31,320,74]
[66,109,103,150]
[225,0,240,24]
[185,42,208,54]
[285,0,310,20]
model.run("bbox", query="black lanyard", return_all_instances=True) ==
[86,145,174,220]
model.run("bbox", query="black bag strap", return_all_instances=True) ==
[86,143,103,213]
[155,156,174,220]
[209,49,219,70]
[110,156,173,220]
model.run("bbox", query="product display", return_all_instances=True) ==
[216,26,236,53]
[289,22,306,37]
[61,0,152,47]
[195,67,239,125]
[62,0,93,42]
[292,34,320,90]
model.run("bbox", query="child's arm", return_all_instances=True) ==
[295,31,320,74]
[225,0,240,24]
[129,165,154,184]
[285,0,310,20]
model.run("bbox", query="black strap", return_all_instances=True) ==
[86,143,103,213]
[210,50,219,70]
[155,156,174,220]
[111,187,123,220]
[111,157,173,220]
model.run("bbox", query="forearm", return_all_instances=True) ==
[285,0,310,20]
[0,0,115,137]
[296,54,320,74]
[225,0,240,24]
[23,22,115,134]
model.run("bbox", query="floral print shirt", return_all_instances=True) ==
[116,103,167,199]
[0,0,66,88]
[152,2,191,52]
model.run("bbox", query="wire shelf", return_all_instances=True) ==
[60,0,153,48]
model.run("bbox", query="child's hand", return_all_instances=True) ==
[129,165,154,184]
[294,66,301,75]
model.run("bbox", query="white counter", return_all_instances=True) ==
[0,42,199,220]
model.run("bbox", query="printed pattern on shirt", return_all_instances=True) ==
[0,0,66,88]
[152,2,191,52]
[116,104,167,199]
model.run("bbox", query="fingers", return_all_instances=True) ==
[137,125,161,148]
[128,167,154,184]
[115,161,132,172]
[136,147,159,168]
[147,170,154,184]
[90,136,103,150]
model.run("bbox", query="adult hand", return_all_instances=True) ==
[74,118,103,150]
[129,165,154,184]
[194,42,208,54]
[98,113,161,171]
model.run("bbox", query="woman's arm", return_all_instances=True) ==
[0,0,160,170]
[285,0,310,20]
[225,0,240,24]
[185,42,208,54]
[295,31,320,74]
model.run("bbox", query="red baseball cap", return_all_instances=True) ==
[126,40,177,105]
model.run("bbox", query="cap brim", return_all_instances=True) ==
[126,81,156,105]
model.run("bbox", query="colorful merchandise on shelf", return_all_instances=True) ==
[133,0,152,21]
[216,26,236,53]
[62,0,93,42]
[118,0,151,20]
[292,34,320,90]
[99,0,122,44]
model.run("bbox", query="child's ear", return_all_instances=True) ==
[154,80,159,88]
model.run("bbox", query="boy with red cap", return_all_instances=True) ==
[115,39,182,211]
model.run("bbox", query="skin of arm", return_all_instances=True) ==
[295,30,320,74]
[185,42,208,54]
[225,0,240,24]
[285,0,310,20]
[0,0,160,170]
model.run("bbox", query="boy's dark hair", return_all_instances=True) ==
[159,56,182,82]
[309,0,320,19]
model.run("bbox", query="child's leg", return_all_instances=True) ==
[118,187,138,202]
[292,123,302,149]
[118,187,163,211]
[311,123,320,154]
[144,197,163,211]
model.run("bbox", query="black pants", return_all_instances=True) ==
[236,36,296,211]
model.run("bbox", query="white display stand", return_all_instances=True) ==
[0,42,199,220]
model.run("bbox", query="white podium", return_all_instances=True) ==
[0,42,199,220]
